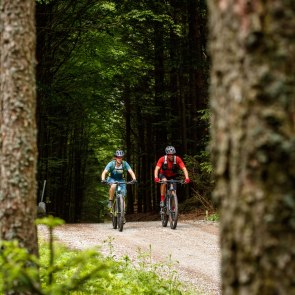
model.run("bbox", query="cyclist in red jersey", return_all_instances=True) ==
[154,146,190,207]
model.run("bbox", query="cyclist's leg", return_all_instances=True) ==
[119,182,127,196]
[117,182,127,209]
[159,174,167,207]
[107,177,116,207]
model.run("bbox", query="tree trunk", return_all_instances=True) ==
[153,20,167,151]
[209,0,295,294]
[0,0,38,255]
[124,86,135,214]
[187,0,208,153]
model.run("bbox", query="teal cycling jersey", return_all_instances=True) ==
[104,160,131,180]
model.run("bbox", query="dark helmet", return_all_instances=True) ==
[114,150,125,157]
[165,146,176,154]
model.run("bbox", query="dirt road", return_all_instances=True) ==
[38,219,221,294]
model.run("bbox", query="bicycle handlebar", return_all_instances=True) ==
[158,179,185,184]
[113,180,137,185]
[101,180,137,185]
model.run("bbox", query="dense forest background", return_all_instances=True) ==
[2,0,295,293]
[35,0,211,222]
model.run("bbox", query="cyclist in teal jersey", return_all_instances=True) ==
[101,150,137,208]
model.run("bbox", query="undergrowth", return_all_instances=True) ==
[205,211,220,222]
[0,216,201,294]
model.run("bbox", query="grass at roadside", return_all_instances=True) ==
[38,239,200,294]
[1,216,208,294]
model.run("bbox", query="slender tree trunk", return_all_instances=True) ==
[187,0,207,153]
[124,87,135,214]
[154,21,167,151]
[0,0,38,254]
[209,0,295,294]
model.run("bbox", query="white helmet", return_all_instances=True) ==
[114,150,125,157]
[165,146,176,154]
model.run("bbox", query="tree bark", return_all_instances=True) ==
[209,0,295,294]
[0,0,38,256]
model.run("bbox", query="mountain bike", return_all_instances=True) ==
[104,180,136,232]
[158,179,184,229]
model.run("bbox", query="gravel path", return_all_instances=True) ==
[38,219,221,295]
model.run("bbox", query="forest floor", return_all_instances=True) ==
[38,208,220,295]
[126,208,209,222]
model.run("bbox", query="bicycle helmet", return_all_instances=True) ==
[114,150,125,157]
[165,146,176,154]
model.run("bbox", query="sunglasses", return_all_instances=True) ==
[116,156,123,159]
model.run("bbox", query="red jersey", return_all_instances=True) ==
[156,155,185,178]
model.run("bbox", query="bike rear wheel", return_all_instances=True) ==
[117,195,125,232]
[112,200,117,229]
[169,193,178,229]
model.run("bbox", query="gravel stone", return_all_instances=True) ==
[38,219,221,295]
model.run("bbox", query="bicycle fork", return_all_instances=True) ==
[166,185,175,213]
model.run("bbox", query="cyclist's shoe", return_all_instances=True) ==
[108,200,113,209]
[160,201,165,208]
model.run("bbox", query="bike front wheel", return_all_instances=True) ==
[117,195,125,232]
[161,209,168,227]
[161,197,168,227]
[112,201,117,229]
[169,193,178,229]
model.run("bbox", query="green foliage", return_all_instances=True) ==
[36,215,65,228]
[183,151,215,212]
[197,109,210,121]
[0,240,40,293]
[36,0,210,219]
[198,150,213,174]
[184,152,213,189]
[205,211,220,222]
[0,217,199,294]
[39,244,109,294]
[179,106,215,212]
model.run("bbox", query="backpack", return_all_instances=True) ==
[162,155,178,173]
[109,160,128,177]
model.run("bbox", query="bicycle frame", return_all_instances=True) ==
[158,179,184,229]
[107,180,135,232]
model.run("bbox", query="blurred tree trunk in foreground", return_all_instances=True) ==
[209,0,295,294]
[0,0,38,257]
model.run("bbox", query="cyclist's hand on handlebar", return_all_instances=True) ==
[101,179,107,183]
[154,177,160,183]
[184,178,190,184]
[130,179,137,184]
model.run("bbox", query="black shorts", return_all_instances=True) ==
[159,173,177,180]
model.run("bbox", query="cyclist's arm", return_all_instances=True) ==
[182,166,189,179]
[102,161,113,181]
[154,165,160,178]
[101,169,108,181]
[128,168,136,180]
